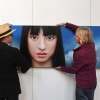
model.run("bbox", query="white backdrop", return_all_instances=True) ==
[0,0,100,100]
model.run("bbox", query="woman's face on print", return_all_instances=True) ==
[28,27,57,64]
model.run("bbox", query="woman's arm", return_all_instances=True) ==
[57,22,79,32]
[65,22,79,32]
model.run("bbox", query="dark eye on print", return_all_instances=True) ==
[30,35,38,40]
[46,35,56,41]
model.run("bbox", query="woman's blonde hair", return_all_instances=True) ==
[76,27,93,44]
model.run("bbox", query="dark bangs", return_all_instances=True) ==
[30,26,41,35]
[30,26,58,36]
[42,26,58,36]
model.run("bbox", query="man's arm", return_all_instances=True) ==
[15,48,31,73]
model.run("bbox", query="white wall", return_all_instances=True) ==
[0,0,100,100]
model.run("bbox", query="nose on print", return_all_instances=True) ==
[38,37,46,50]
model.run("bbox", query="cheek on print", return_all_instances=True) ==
[48,42,57,55]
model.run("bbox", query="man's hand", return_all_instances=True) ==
[16,67,21,73]
[6,23,12,26]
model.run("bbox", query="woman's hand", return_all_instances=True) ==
[57,22,66,26]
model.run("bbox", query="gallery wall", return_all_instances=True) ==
[0,0,100,100]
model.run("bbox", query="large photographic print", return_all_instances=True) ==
[11,26,100,68]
